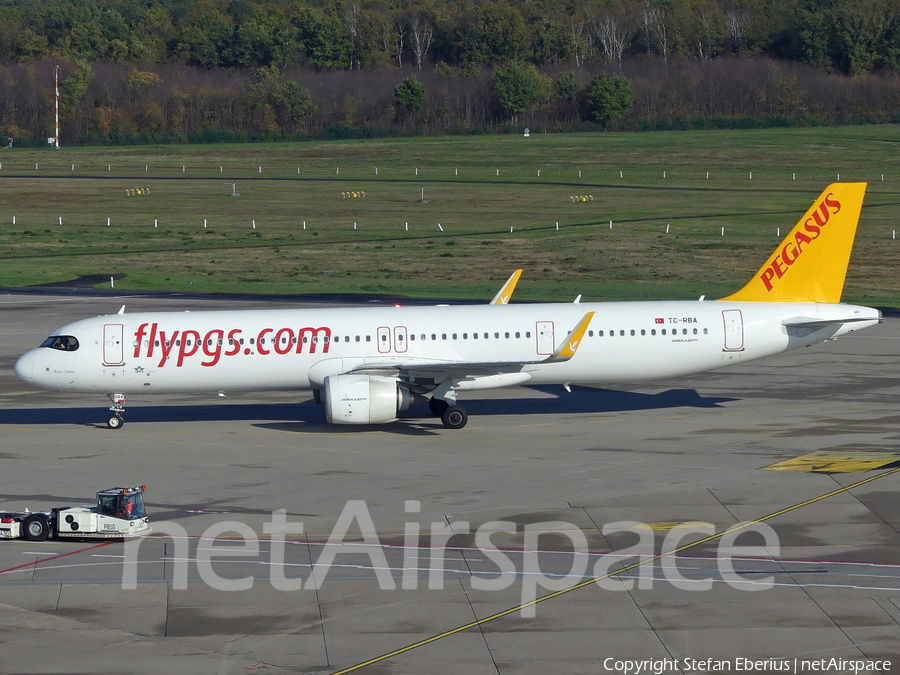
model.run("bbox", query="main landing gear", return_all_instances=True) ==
[107,393,125,429]
[429,397,468,430]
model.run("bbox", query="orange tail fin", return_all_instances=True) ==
[720,183,866,303]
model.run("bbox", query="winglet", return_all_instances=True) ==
[490,269,523,305]
[544,311,595,363]
[720,183,866,303]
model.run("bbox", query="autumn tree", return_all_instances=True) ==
[244,66,315,133]
[463,3,529,66]
[584,74,633,127]
[395,75,427,114]
[492,62,550,124]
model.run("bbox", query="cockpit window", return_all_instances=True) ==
[40,335,79,352]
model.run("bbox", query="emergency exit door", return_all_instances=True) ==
[536,321,555,355]
[103,324,125,365]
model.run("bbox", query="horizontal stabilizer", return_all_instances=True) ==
[783,316,881,328]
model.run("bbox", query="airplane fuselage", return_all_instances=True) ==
[14,300,880,396]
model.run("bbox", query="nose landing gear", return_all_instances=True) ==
[107,393,125,429]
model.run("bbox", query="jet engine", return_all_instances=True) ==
[324,374,421,424]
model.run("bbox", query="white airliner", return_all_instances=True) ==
[14,183,880,430]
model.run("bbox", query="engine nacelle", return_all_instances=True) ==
[324,374,420,424]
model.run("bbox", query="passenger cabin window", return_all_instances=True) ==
[41,335,79,352]
[599,330,604,337]
[366,335,371,342]
[515,332,520,338]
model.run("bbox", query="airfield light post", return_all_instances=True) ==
[53,65,60,150]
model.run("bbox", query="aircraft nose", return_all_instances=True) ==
[14,350,34,381]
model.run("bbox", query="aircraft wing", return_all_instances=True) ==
[349,312,595,385]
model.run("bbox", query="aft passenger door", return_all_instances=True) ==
[103,324,125,365]
[722,310,744,351]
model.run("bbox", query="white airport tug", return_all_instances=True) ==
[0,486,151,541]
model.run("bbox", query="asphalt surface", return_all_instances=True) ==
[1,292,899,674]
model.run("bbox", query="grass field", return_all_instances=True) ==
[2,126,900,305]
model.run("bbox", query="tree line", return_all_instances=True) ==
[1,0,900,145]
[3,0,900,74]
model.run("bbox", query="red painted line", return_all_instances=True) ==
[0,541,114,575]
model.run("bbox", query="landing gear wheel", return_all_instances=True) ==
[429,398,450,417]
[441,406,468,429]
[23,514,50,542]
[107,414,124,430]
